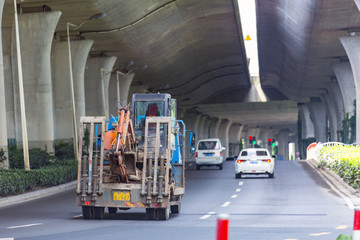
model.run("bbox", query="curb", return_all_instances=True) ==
[0,181,76,208]
[306,159,360,208]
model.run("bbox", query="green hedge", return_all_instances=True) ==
[318,145,360,189]
[0,160,77,196]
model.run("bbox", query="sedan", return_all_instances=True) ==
[235,148,275,178]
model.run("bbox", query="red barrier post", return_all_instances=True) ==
[354,208,360,240]
[217,213,229,240]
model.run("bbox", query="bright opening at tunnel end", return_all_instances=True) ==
[238,0,267,102]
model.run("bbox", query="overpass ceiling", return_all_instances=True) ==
[195,101,299,127]
[3,0,251,107]
[257,0,360,101]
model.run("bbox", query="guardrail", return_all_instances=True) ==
[307,142,348,163]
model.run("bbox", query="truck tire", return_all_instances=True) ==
[170,203,181,214]
[158,207,170,220]
[82,206,93,219]
[108,207,117,214]
[146,208,157,220]
[93,207,104,219]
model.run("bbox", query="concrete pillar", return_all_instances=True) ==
[209,118,220,139]
[307,101,327,142]
[229,124,243,157]
[333,62,356,115]
[12,12,61,152]
[278,129,290,160]
[109,72,136,116]
[85,56,117,119]
[193,114,203,144]
[320,93,337,141]
[299,105,315,139]
[52,40,93,141]
[218,119,232,158]
[340,36,360,142]
[328,82,345,139]
[0,0,7,168]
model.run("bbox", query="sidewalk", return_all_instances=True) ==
[0,181,76,208]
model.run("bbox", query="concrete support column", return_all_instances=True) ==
[12,12,61,152]
[193,114,203,144]
[320,93,337,141]
[52,40,93,141]
[299,105,315,139]
[218,119,232,158]
[333,62,356,116]
[278,129,290,160]
[340,36,360,142]
[307,101,327,142]
[328,82,345,140]
[209,118,220,139]
[201,117,211,139]
[85,56,117,118]
[229,124,243,157]
[0,0,7,168]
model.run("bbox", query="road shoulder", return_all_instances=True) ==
[305,159,360,208]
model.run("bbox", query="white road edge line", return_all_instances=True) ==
[236,188,241,192]
[221,201,231,207]
[73,214,83,218]
[335,225,348,230]
[0,238,14,240]
[231,194,238,199]
[7,223,43,229]
[238,182,244,186]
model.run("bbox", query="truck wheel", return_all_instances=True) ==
[93,207,104,219]
[146,208,157,220]
[158,207,170,220]
[82,206,93,219]
[108,207,117,214]
[235,173,241,179]
[171,203,181,214]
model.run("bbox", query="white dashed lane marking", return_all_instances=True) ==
[231,195,238,199]
[7,223,43,229]
[238,182,244,186]
[200,212,216,220]
[236,188,241,192]
[309,232,331,236]
[335,225,348,230]
[221,201,231,207]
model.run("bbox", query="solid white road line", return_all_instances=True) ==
[221,201,231,207]
[238,182,244,186]
[231,194,238,199]
[0,238,14,240]
[7,223,43,229]
[236,188,241,192]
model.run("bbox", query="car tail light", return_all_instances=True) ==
[196,152,198,157]
[237,159,247,164]
[220,151,222,156]
[262,159,271,163]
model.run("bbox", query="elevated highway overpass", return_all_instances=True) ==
[0,0,359,167]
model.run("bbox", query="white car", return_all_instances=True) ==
[196,138,225,170]
[235,148,275,178]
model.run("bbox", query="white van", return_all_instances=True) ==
[195,138,225,170]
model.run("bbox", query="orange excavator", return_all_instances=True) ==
[103,105,137,183]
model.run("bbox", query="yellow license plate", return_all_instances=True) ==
[113,191,131,201]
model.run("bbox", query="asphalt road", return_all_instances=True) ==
[0,160,354,240]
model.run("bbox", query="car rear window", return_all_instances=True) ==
[240,150,269,156]
[198,141,219,150]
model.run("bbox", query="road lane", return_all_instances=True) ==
[0,160,354,240]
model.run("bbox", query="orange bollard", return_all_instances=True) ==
[217,213,229,240]
[354,208,360,240]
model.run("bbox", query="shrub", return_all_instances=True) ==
[8,146,53,169]
[0,160,77,196]
[54,141,75,160]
